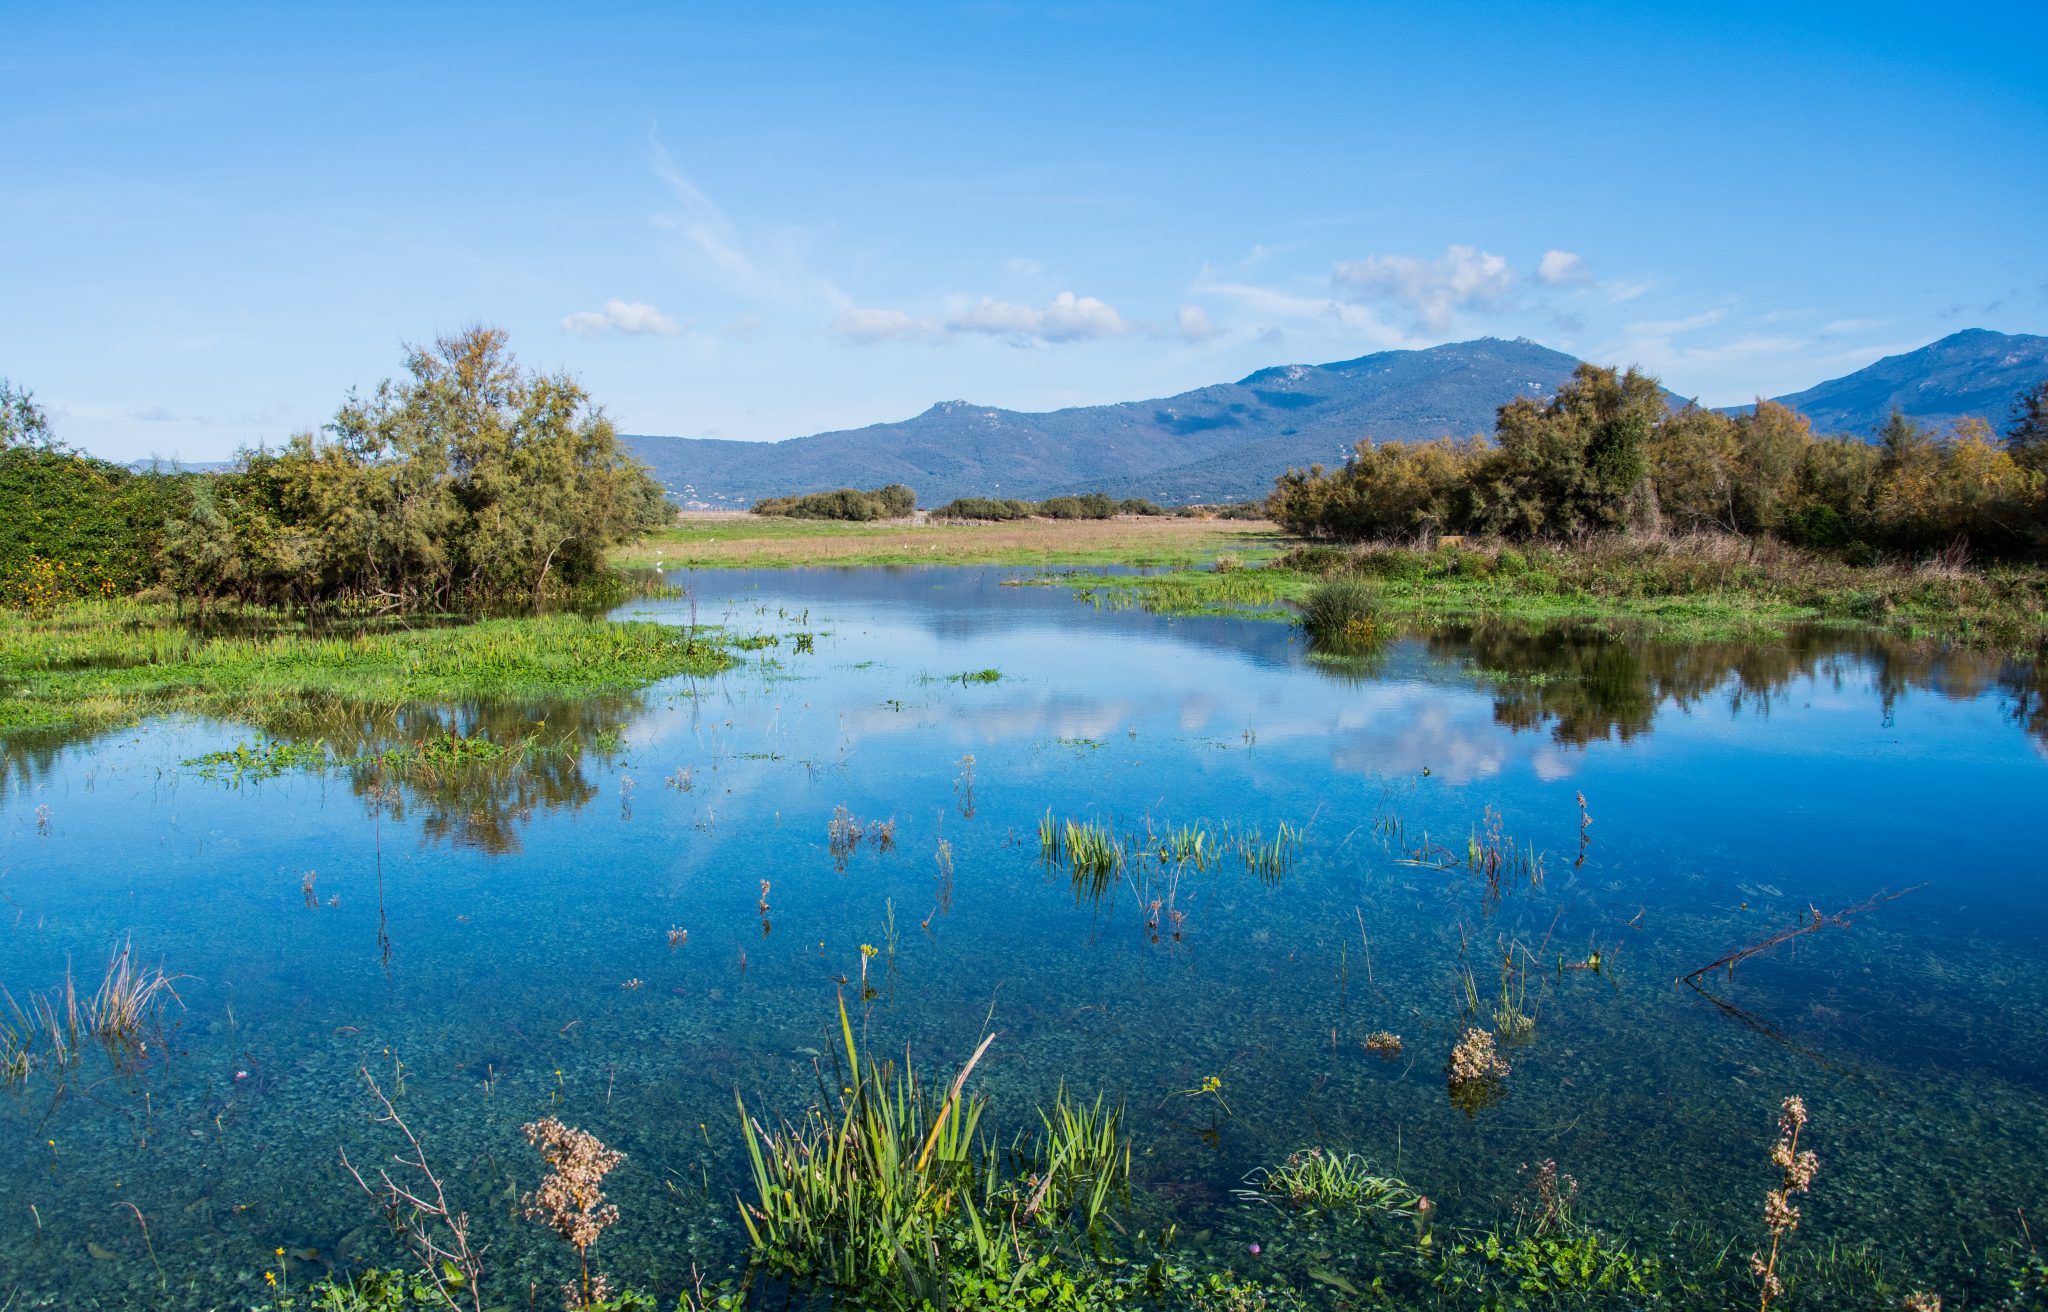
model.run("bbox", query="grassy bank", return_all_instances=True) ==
[613,511,1278,569]
[1039,534,2048,649]
[0,600,732,737]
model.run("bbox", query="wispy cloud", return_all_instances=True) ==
[649,134,764,294]
[1332,244,1514,332]
[1176,303,1217,342]
[561,298,683,337]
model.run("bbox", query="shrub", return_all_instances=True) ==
[1355,548,1429,582]
[1273,545,1354,577]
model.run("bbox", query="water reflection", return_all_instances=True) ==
[1421,620,2048,749]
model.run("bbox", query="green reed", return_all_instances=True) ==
[736,994,1130,1305]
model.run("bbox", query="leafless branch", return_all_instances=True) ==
[339,1066,488,1312]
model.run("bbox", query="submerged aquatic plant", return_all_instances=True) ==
[1751,1095,1819,1312]
[521,1117,625,1309]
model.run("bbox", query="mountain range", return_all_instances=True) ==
[621,328,2048,508]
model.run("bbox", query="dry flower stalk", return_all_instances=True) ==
[1750,1095,1819,1312]
[521,1117,624,1309]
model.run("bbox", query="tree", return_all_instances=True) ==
[156,327,670,611]
[1476,364,1664,537]
[1,379,56,450]
[2009,380,2048,475]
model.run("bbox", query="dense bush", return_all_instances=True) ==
[930,491,1142,520]
[3,332,672,614]
[928,496,1034,520]
[1036,492,1118,519]
[1270,364,2048,558]
[753,482,916,521]
[0,448,194,605]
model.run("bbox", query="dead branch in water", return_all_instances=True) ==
[1678,886,1922,986]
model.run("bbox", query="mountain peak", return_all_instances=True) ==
[1767,328,2047,435]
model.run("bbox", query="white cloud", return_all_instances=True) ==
[830,290,1134,346]
[1332,244,1514,332]
[947,291,1129,343]
[1176,303,1217,342]
[561,298,683,337]
[1536,249,1589,286]
[830,306,940,344]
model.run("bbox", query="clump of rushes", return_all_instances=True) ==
[521,1117,625,1309]
[1039,811,1126,884]
[1751,1095,1819,1312]
[1298,578,1381,647]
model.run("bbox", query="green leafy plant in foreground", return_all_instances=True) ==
[736,993,1139,1309]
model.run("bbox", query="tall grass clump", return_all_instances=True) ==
[737,996,1131,1307]
[1298,578,1381,647]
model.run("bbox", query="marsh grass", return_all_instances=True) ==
[1040,811,1126,887]
[1066,533,2048,650]
[1298,579,1382,648]
[0,600,734,738]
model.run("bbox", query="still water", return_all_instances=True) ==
[3,566,2046,1307]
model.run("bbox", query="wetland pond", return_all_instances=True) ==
[4,565,2047,1307]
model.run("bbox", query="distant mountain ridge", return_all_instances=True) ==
[621,329,2048,507]
[1753,328,2048,436]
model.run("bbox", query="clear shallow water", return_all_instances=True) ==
[2,565,2046,1308]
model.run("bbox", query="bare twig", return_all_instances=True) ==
[338,1066,487,1312]
[1678,886,1921,986]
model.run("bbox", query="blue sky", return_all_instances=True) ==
[5,2,2045,462]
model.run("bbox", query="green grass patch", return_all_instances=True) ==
[0,600,733,739]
